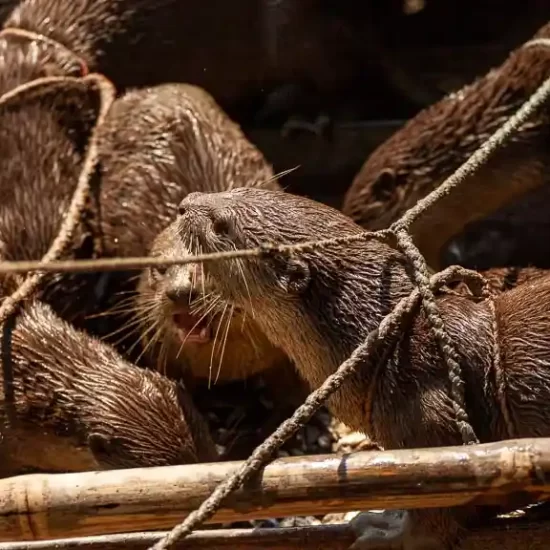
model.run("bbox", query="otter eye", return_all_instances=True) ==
[371,168,397,202]
[177,204,186,216]
[151,264,168,279]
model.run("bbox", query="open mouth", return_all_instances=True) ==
[172,309,213,345]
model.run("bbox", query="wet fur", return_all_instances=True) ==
[342,21,550,269]
[97,83,285,383]
[178,188,550,547]
[0,301,217,478]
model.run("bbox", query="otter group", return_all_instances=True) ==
[0,0,290,475]
[1,2,549,549]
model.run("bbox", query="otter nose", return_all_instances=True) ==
[165,284,201,306]
[163,261,203,306]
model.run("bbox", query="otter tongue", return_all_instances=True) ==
[174,311,202,332]
[173,311,210,342]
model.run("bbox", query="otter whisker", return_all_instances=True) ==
[258,165,299,189]
[209,302,228,389]
[173,299,221,363]
[234,255,255,320]
[189,293,222,317]
[215,303,234,385]
[101,314,149,344]
[136,321,165,365]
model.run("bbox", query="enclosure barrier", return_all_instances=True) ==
[1,438,550,547]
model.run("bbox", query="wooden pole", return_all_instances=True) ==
[1,438,550,542]
[2,511,550,550]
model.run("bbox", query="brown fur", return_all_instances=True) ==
[0,300,217,478]
[95,83,286,383]
[0,67,105,324]
[97,83,278,258]
[177,187,550,548]
[342,20,550,269]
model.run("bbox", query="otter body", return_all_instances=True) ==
[343,20,550,270]
[175,187,550,548]
[0,75,285,384]
[1,301,217,478]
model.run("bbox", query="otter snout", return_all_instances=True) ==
[177,192,238,254]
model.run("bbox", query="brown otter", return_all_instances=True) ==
[94,83,289,384]
[137,220,288,383]
[342,20,550,270]
[1,299,217,478]
[175,187,550,548]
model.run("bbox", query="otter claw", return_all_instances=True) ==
[349,510,411,550]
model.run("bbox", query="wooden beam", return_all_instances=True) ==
[1,438,550,542]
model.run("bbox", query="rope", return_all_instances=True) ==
[0,73,116,325]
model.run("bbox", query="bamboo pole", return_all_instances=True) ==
[1,438,550,542]
[3,511,550,550]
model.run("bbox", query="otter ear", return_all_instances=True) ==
[280,257,310,294]
[370,168,397,201]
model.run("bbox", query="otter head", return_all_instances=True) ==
[343,34,550,243]
[341,100,471,231]
[136,218,286,383]
[175,188,412,397]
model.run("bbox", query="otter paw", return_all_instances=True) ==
[349,510,410,549]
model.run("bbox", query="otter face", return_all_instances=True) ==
[175,187,365,316]
[342,133,448,231]
[136,220,284,382]
[176,188,412,398]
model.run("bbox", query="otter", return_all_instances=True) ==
[342,20,550,270]
[175,187,550,548]
[137,220,288,383]
[94,83,290,384]
[1,300,217,478]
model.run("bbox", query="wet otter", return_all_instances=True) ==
[1,300,217,478]
[137,220,288,383]
[342,20,550,270]
[176,187,550,548]
[95,83,287,383]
